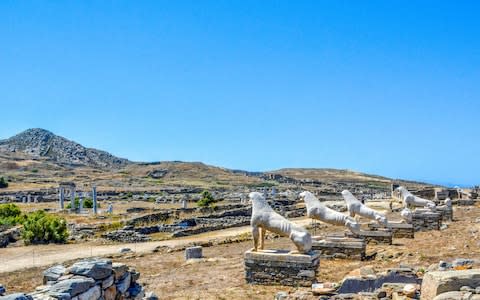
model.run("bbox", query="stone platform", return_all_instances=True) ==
[412,210,441,231]
[311,236,366,260]
[346,230,393,245]
[244,249,320,287]
[368,222,414,239]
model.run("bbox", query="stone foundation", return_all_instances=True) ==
[412,210,441,232]
[368,222,414,239]
[311,236,366,260]
[346,230,393,245]
[244,249,319,287]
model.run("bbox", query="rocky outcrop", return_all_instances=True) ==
[1,258,155,300]
[0,128,129,168]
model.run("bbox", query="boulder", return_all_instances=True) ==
[127,283,144,300]
[76,285,100,300]
[101,275,114,289]
[0,293,32,300]
[143,292,158,300]
[48,278,95,297]
[421,269,480,299]
[0,285,5,296]
[116,273,131,294]
[67,259,112,280]
[112,263,128,281]
[103,286,116,300]
[43,266,66,284]
[185,246,202,260]
[432,291,466,300]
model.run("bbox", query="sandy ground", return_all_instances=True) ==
[1,206,480,299]
[0,218,312,274]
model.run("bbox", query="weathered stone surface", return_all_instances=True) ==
[116,273,131,294]
[421,269,480,300]
[185,246,202,260]
[347,230,393,245]
[67,259,112,280]
[0,293,33,300]
[100,275,114,289]
[43,266,66,284]
[312,237,366,260]
[432,291,465,300]
[244,249,319,287]
[412,211,441,232]
[368,222,414,239]
[337,268,420,294]
[75,286,100,300]
[48,278,95,297]
[44,292,71,300]
[143,292,158,300]
[103,286,116,300]
[0,285,5,296]
[111,263,128,281]
[127,283,144,300]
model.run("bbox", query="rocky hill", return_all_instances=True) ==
[0,128,129,168]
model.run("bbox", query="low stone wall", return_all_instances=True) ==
[0,258,156,300]
[244,249,319,287]
[436,206,453,222]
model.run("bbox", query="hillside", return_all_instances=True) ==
[0,128,435,193]
[0,128,129,168]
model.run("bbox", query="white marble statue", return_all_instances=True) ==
[342,190,388,226]
[299,191,360,233]
[395,186,436,210]
[249,192,311,253]
[400,208,413,223]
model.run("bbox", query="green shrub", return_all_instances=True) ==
[66,198,99,209]
[22,211,68,245]
[0,203,23,226]
[0,177,8,188]
[197,190,216,207]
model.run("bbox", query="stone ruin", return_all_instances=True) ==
[245,192,318,287]
[0,258,157,300]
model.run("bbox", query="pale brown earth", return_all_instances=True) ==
[1,206,480,299]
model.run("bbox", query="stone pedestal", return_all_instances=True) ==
[368,222,414,239]
[244,249,319,287]
[412,210,441,232]
[436,207,453,222]
[346,230,393,245]
[312,236,365,260]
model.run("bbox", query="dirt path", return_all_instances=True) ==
[0,218,311,274]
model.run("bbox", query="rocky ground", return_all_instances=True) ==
[1,205,480,299]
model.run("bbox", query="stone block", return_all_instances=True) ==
[244,249,319,287]
[368,222,414,239]
[312,237,366,260]
[421,269,480,300]
[67,259,112,280]
[185,246,203,260]
[346,230,393,245]
[412,211,441,232]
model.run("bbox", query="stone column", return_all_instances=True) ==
[79,197,83,213]
[59,187,64,209]
[27,194,31,203]
[181,198,187,209]
[70,187,75,213]
[92,186,97,214]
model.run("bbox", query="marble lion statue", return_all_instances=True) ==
[341,190,389,227]
[249,192,312,253]
[395,186,436,210]
[400,208,413,223]
[299,191,360,233]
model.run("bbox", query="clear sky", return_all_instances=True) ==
[0,1,479,186]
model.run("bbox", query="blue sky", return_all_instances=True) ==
[0,1,479,186]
